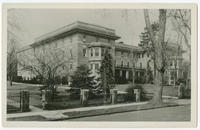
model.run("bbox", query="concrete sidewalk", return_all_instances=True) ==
[7,102,147,120]
[7,98,191,121]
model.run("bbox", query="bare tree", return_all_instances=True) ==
[144,9,167,105]
[7,45,18,86]
[18,46,70,99]
[170,9,191,89]
[7,9,22,86]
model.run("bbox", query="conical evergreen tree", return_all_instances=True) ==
[99,49,115,103]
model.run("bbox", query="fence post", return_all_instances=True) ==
[134,89,141,102]
[110,89,118,104]
[41,90,52,110]
[80,89,89,106]
[20,90,30,112]
[178,84,184,99]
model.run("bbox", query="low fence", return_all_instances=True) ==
[7,85,189,113]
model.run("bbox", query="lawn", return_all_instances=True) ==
[115,84,179,97]
[7,82,179,113]
[7,82,125,112]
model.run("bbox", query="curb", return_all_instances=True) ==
[7,101,179,121]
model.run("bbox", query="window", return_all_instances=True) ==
[170,61,173,66]
[55,42,57,48]
[83,34,86,43]
[121,61,123,67]
[101,48,104,56]
[142,53,144,58]
[127,62,129,67]
[96,37,99,42]
[174,60,177,67]
[95,48,99,56]
[83,48,87,57]
[138,54,140,58]
[140,63,142,68]
[108,39,110,43]
[70,37,72,43]
[90,48,93,57]
[90,64,93,70]
[70,49,73,58]
[95,63,99,70]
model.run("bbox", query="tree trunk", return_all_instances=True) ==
[151,70,163,105]
[132,63,135,85]
[144,9,167,105]
[9,76,13,86]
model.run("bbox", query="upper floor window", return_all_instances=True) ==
[174,60,177,67]
[83,34,86,43]
[142,53,144,58]
[55,42,57,48]
[121,52,123,56]
[95,63,99,70]
[95,48,99,56]
[108,39,110,43]
[96,37,99,42]
[121,61,123,67]
[170,61,173,67]
[70,37,72,43]
[90,63,93,70]
[83,48,87,57]
[140,63,142,68]
[70,49,73,58]
[137,54,140,58]
[90,48,93,57]
[127,62,129,67]
[101,48,104,56]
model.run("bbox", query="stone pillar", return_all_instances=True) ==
[80,89,89,106]
[110,89,118,104]
[68,76,72,86]
[134,89,141,102]
[41,90,52,110]
[178,84,184,99]
[20,90,30,112]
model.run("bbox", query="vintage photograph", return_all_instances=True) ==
[3,3,197,127]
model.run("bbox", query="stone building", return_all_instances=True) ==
[17,21,183,85]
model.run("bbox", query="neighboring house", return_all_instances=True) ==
[17,21,184,85]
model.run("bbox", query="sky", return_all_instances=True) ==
[8,9,186,50]
[8,9,161,48]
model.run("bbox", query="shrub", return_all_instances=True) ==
[61,76,68,85]
[68,88,80,100]
[125,83,148,102]
[135,76,146,84]
[176,78,186,85]
[183,88,191,99]
[70,64,96,89]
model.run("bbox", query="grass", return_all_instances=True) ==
[7,82,126,111]
[7,82,179,113]
[115,84,179,97]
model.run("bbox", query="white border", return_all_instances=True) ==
[0,1,199,129]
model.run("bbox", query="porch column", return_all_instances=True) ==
[126,70,129,79]
[168,71,171,85]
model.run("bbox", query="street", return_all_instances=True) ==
[68,105,190,121]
